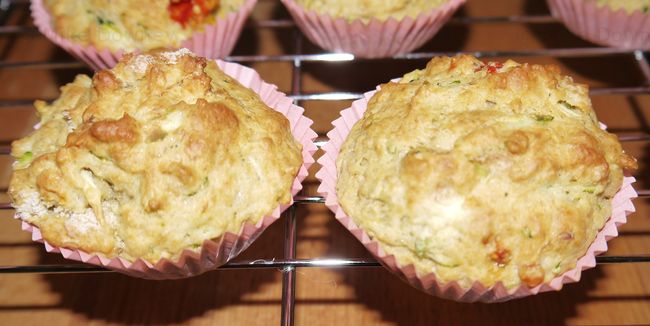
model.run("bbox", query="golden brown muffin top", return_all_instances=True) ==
[295,0,448,21]
[10,49,303,263]
[336,55,636,289]
[44,0,245,51]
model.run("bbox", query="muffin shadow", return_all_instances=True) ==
[270,5,470,93]
[229,19,261,56]
[49,47,92,87]
[320,213,603,325]
[523,0,646,87]
[0,3,32,61]
[36,216,287,324]
[621,96,650,189]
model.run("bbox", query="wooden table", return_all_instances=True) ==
[0,0,649,324]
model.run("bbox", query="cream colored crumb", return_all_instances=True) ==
[14,190,101,235]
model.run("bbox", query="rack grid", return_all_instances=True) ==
[0,0,649,325]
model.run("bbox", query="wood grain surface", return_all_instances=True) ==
[0,0,649,325]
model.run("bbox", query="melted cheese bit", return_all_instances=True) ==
[161,110,184,132]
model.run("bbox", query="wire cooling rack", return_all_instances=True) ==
[0,0,650,325]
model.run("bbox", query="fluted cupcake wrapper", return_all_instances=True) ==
[30,0,257,71]
[316,86,637,302]
[280,0,466,59]
[547,0,650,50]
[17,60,318,280]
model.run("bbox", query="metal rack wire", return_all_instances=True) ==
[0,0,649,325]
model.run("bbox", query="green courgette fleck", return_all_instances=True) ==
[534,114,554,122]
[414,240,458,267]
[187,177,209,197]
[414,240,428,258]
[96,16,119,34]
[18,151,33,165]
[474,163,489,178]
[558,100,578,110]
[523,227,533,239]
[430,257,460,268]
[97,16,115,26]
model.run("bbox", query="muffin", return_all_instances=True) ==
[280,0,466,58]
[31,0,257,70]
[294,0,449,21]
[10,49,314,277]
[547,0,650,49]
[317,55,638,301]
[42,0,244,51]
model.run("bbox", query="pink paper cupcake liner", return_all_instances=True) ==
[547,0,650,50]
[280,0,466,58]
[316,86,637,302]
[30,0,258,71]
[17,60,318,280]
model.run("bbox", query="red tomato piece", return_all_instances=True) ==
[487,62,504,74]
[169,0,194,27]
[168,0,219,28]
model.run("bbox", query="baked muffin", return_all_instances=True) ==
[42,0,244,51]
[547,0,649,49]
[10,49,303,264]
[334,55,637,290]
[31,0,257,70]
[280,0,465,58]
